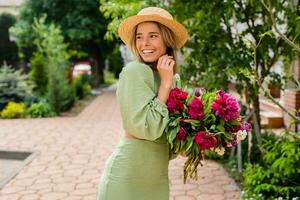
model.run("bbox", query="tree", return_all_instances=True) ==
[99,0,171,40]
[11,0,113,87]
[32,16,75,113]
[0,13,18,67]
[171,0,299,160]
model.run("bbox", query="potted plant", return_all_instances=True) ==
[268,72,284,98]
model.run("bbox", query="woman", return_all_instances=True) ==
[97,7,188,200]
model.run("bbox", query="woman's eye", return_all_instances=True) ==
[150,35,158,38]
[136,36,142,40]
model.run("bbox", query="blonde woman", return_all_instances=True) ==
[97,7,188,200]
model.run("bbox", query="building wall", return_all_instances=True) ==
[0,0,24,15]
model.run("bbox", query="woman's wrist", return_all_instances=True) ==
[158,83,172,103]
[161,80,173,88]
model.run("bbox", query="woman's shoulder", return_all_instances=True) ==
[121,60,153,78]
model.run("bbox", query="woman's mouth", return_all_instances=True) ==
[142,49,155,55]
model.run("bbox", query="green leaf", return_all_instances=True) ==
[185,137,194,152]
[184,119,201,125]
[229,120,240,126]
[217,123,225,132]
[169,117,180,127]
[209,124,216,130]
[168,126,179,148]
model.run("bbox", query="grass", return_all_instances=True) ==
[104,70,117,85]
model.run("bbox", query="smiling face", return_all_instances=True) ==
[135,21,167,63]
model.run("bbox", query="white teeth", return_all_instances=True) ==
[142,50,154,54]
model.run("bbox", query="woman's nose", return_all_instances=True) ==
[141,37,150,46]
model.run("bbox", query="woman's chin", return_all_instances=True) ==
[141,56,158,63]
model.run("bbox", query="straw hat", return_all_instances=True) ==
[118,7,188,49]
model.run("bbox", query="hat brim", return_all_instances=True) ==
[118,15,188,49]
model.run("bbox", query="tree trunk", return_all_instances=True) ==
[88,42,104,88]
[251,91,267,167]
[253,92,261,132]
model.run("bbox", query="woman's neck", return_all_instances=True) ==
[144,61,158,72]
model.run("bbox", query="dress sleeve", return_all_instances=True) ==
[116,63,169,141]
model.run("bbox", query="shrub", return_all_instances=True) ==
[74,75,92,100]
[29,52,48,95]
[1,102,26,118]
[26,100,55,118]
[47,68,75,113]
[31,16,75,114]
[242,134,300,199]
[0,64,34,111]
[107,45,124,79]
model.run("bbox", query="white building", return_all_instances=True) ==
[0,0,24,15]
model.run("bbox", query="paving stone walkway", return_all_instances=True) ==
[0,85,241,200]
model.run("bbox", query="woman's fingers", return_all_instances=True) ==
[159,55,173,68]
[167,59,174,67]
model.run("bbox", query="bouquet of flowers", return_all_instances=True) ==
[165,87,252,183]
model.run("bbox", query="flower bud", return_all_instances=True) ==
[194,88,202,97]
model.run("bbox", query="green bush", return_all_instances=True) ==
[74,75,91,100]
[0,64,34,111]
[31,16,75,114]
[47,69,75,113]
[107,45,124,79]
[29,52,48,95]
[1,102,26,118]
[26,100,55,118]
[242,134,300,199]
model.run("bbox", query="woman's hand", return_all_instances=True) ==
[157,54,175,87]
[157,54,174,103]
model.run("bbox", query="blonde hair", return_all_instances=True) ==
[128,21,179,73]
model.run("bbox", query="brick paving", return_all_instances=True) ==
[0,85,241,200]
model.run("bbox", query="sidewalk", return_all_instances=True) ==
[0,86,241,200]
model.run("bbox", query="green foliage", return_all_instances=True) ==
[29,52,48,95]
[74,75,91,100]
[32,16,75,114]
[11,0,109,53]
[26,100,55,118]
[268,71,287,90]
[99,0,168,40]
[10,0,115,86]
[107,45,124,78]
[47,73,75,113]
[0,64,34,111]
[1,102,26,118]
[104,70,116,85]
[171,0,299,95]
[241,191,266,200]
[242,135,300,199]
[0,13,18,65]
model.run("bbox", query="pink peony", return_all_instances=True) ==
[211,90,240,122]
[188,97,204,121]
[166,88,188,113]
[176,127,187,141]
[194,131,217,150]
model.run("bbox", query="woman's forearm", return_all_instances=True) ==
[157,83,172,103]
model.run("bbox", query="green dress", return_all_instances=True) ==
[97,60,171,200]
